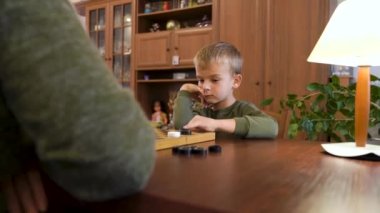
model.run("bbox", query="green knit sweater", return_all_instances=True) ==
[174,91,278,139]
[0,0,155,201]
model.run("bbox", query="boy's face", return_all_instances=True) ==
[195,61,242,110]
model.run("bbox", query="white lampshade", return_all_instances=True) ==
[308,0,380,67]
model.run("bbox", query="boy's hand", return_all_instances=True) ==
[183,115,217,132]
[184,115,236,133]
[179,83,202,94]
[1,169,48,213]
[180,84,212,108]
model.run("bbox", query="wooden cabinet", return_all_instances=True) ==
[84,0,134,87]
[136,31,171,68]
[136,27,213,68]
[134,0,218,116]
[219,0,330,112]
[174,27,213,65]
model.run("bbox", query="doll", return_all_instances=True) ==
[151,100,168,125]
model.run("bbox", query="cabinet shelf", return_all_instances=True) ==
[137,78,197,83]
[113,51,132,56]
[89,29,106,33]
[137,3,212,33]
[137,68,196,81]
[114,23,132,28]
[136,65,194,71]
[138,3,211,17]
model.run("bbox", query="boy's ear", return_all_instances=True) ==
[233,74,242,88]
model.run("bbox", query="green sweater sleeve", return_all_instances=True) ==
[234,115,278,139]
[0,0,155,201]
[233,104,278,139]
[173,90,197,129]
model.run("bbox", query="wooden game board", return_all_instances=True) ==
[154,128,215,150]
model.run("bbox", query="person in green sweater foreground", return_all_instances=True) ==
[0,0,155,212]
[174,42,278,139]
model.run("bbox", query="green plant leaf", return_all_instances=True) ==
[331,75,340,85]
[340,108,352,117]
[371,74,380,81]
[330,132,342,142]
[260,98,273,107]
[315,93,325,103]
[326,101,337,113]
[287,94,297,100]
[288,123,299,138]
[315,122,323,133]
[307,83,321,91]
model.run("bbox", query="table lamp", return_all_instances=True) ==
[307,0,380,157]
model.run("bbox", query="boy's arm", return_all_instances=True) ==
[173,90,196,129]
[0,0,155,202]
[183,115,236,133]
[182,113,278,139]
[173,83,205,129]
[234,111,279,139]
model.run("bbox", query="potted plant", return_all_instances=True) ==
[261,75,380,141]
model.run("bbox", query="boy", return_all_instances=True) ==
[173,42,278,139]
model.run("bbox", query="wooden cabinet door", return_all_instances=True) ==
[109,0,134,87]
[219,0,266,106]
[86,2,110,65]
[135,31,171,68]
[85,0,134,88]
[219,0,330,112]
[173,27,214,66]
[135,28,213,68]
[264,0,330,112]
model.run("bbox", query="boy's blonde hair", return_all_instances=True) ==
[193,42,243,75]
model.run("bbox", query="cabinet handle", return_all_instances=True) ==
[166,48,170,52]
[255,81,260,86]
[174,46,178,50]
[268,81,272,85]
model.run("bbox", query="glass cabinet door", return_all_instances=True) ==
[86,1,133,87]
[89,7,107,59]
[112,3,132,87]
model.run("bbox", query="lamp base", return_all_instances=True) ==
[321,142,380,158]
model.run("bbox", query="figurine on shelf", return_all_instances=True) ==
[195,15,211,27]
[151,100,168,125]
[150,23,160,32]
[144,2,152,13]
[166,19,180,30]
[180,0,186,8]
[167,91,177,127]
[172,0,180,9]
[162,1,169,10]
[201,14,211,27]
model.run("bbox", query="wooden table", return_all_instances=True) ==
[47,139,380,213]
